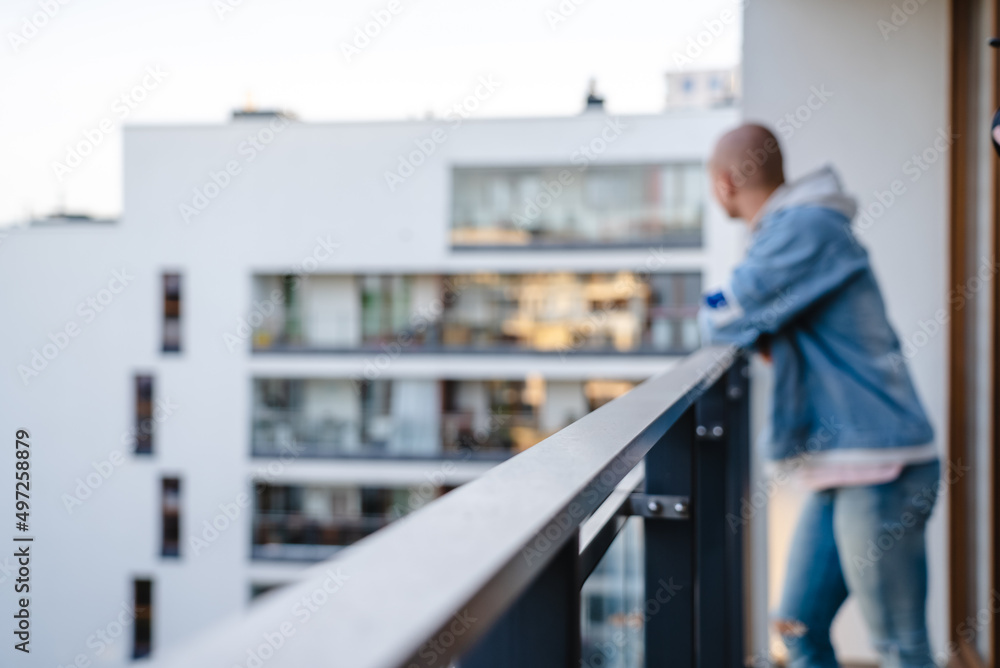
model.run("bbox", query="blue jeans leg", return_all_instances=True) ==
[833,459,941,668]
[776,490,849,668]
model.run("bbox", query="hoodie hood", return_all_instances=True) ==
[754,165,858,225]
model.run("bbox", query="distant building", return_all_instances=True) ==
[0,103,740,666]
[665,67,741,110]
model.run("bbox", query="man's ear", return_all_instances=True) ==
[713,169,736,200]
[710,174,726,204]
[723,166,742,192]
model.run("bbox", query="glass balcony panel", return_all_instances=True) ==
[251,378,637,459]
[581,517,645,668]
[252,272,701,354]
[251,483,438,562]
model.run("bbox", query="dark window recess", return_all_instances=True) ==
[250,582,285,600]
[135,375,154,454]
[359,380,392,446]
[133,579,153,659]
[161,479,180,557]
[162,273,182,352]
[251,484,436,552]
[259,378,301,410]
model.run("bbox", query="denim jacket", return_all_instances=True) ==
[700,166,934,462]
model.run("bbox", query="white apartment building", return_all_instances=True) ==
[0,103,741,666]
[665,67,741,111]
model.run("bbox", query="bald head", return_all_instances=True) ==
[708,124,785,222]
[710,124,784,189]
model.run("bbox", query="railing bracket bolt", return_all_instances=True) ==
[695,425,708,437]
[712,425,724,438]
[629,494,690,520]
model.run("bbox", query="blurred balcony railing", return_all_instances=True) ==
[250,313,700,354]
[152,345,750,668]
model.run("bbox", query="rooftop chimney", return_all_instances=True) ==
[584,78,604,112]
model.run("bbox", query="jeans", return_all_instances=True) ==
[776,459,941,668]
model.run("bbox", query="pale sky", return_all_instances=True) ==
[0,0,742,225]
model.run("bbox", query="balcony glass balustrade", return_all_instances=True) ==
[250,272,702,354]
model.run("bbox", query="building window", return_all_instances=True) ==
[250,582,285,600]
[161,478,180,557]
[251,272,702,354]
[162,273,182,352]
[252,483,432,561]
[360,276,411,342]
[358,380,392,447]
[250,377,636,459]
[584,380,637,412]
[134,375,154,454]
[450,164,704,247]
[647,273,703,351]
[132,579,153,659]
[442,379,538,453]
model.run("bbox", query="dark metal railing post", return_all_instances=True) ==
[461,529,581,668]
[723,357,751,667]
[691,357,750,667]
[643,355,750,668]
[643,407,696,666]
[693,375,728,668]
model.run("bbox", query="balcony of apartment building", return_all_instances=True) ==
[153,1,999,666]
[251,483,421,562]
[249,377,636,459]
[248,376,638,561]
[248,157,706,357]
[248,271,702,355]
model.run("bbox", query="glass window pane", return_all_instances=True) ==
[451,165,704,247]
[581,518,645,668]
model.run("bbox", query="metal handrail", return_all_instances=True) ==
[151,344,741,668]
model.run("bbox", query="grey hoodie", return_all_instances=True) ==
[754,165,858,223]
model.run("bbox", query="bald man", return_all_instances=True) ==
[699,125,940,668]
